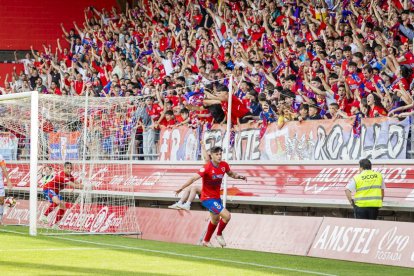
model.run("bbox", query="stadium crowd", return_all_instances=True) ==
[1,0,414,159]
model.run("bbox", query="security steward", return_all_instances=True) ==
[345,159,385,220]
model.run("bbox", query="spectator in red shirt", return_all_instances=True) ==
[362,65,382,94]
[204,84,251,125]
[49,81,62,95]
[176,108,190,127]
[158,110,176,127]
[367,93,388,118]
[145,96,163,123]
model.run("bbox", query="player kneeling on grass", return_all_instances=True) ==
[175,146,247,247]
[0,155,12,225]
[40,162,82,228]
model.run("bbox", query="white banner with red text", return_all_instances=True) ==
[158,117,411,161]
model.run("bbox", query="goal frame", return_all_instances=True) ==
[0,91,143,237]
[0,91,39,236]
[1,78,236,236]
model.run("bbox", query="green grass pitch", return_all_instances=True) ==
[1,226,413,276]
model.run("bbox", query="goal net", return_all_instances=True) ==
[0,92,141,236]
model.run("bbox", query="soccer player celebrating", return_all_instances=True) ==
[40,162,82,228]
[0,154,12,225]
[175,146,247,247]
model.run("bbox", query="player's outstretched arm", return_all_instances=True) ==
[175,174,201,196]
[200,140,210,163]
[227,170,247,182]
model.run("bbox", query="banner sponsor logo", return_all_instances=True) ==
[5,162,414,203]
[376,227,410,261]
[4,202,31,223]
[302,167,412,194]
[158,117,410,161]
[309,218,414,267]
[313,225,379,254]
[60,204,125,233]
[4,201,49,224]
[7,165,32,187]
[3,200,127,233]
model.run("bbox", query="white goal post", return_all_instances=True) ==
[0,91,39,235]
[0,91,141,236]
[29,91,39,237]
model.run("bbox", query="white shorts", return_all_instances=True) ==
[0,186,4,197]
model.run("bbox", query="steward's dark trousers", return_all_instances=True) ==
[354,206,379,220]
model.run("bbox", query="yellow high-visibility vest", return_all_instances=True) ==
[354,170,383,207]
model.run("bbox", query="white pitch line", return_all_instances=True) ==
[54,236,337,276]
[0,229,336,276]
[0,247,102,252]
[0,228,28,235]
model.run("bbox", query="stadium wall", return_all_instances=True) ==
[0,63,25,83]
[0,0,119,51]
[138,209,414,268]
[4,201,414,268]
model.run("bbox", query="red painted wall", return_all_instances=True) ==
[0,63,24,86]
[0,0,119,51]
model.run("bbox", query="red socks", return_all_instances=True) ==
[217,219,228,236]
[203,219,230,242]
[44,203,58,216]
[55,208,66,224]
[203,221,218,242]
[48,202,71,224]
